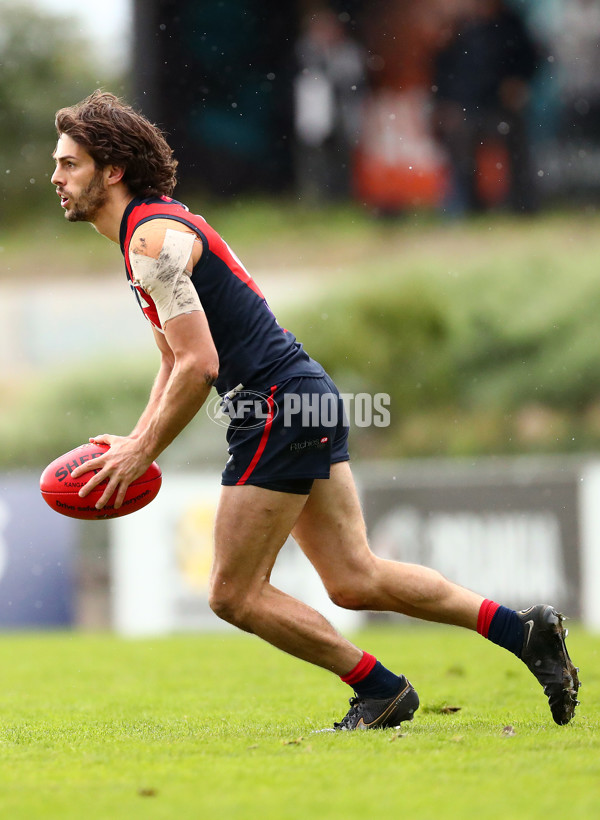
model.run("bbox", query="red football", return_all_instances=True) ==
[40,442,162,520]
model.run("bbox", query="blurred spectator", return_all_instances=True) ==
[351,0,451,212]
[293,9,367,202]
[432,0,540,214]
[555,0,600,143]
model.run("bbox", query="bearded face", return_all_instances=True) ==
[62,167,109,223]
[52,133,111,224]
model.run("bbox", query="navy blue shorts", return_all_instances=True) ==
[221,374,350,494]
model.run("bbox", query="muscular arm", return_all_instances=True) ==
[73,220,219,509]
[134,312,218,458]
[128,327,176,439]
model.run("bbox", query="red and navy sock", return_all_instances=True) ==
[340,651,404,699]
[477,599,524,657]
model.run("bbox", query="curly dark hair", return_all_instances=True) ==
[55,90,178,198]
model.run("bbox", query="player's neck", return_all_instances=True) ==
[91,188,134,244]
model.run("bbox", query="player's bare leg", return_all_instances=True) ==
[210,483,363,675]
[210,481,419,730]
[292,461,579,725]
[292,461,484,626]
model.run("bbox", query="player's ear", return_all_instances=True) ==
[105,164,125,186]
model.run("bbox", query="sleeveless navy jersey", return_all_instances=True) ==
[119,196,323,395]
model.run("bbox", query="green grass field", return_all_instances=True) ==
[0,624,598,819]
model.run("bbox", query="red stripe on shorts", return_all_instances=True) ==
[236,385,277,486]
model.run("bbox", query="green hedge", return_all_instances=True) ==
[283,250,600,457]
[289,278,455,413]
[0,357,157,469]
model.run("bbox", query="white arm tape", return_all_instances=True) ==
[129,228,203,326]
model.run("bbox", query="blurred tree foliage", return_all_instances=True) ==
[285,258,600,459]
[0,3,119,223]
[290,279,456,416]
[0,355,158,469]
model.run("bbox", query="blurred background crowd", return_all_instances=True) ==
[2,0,600,220]
[132,0,600,214]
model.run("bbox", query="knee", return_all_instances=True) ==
[208,580,250,628]
[328,586,370,610]
[326,563,379,611]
